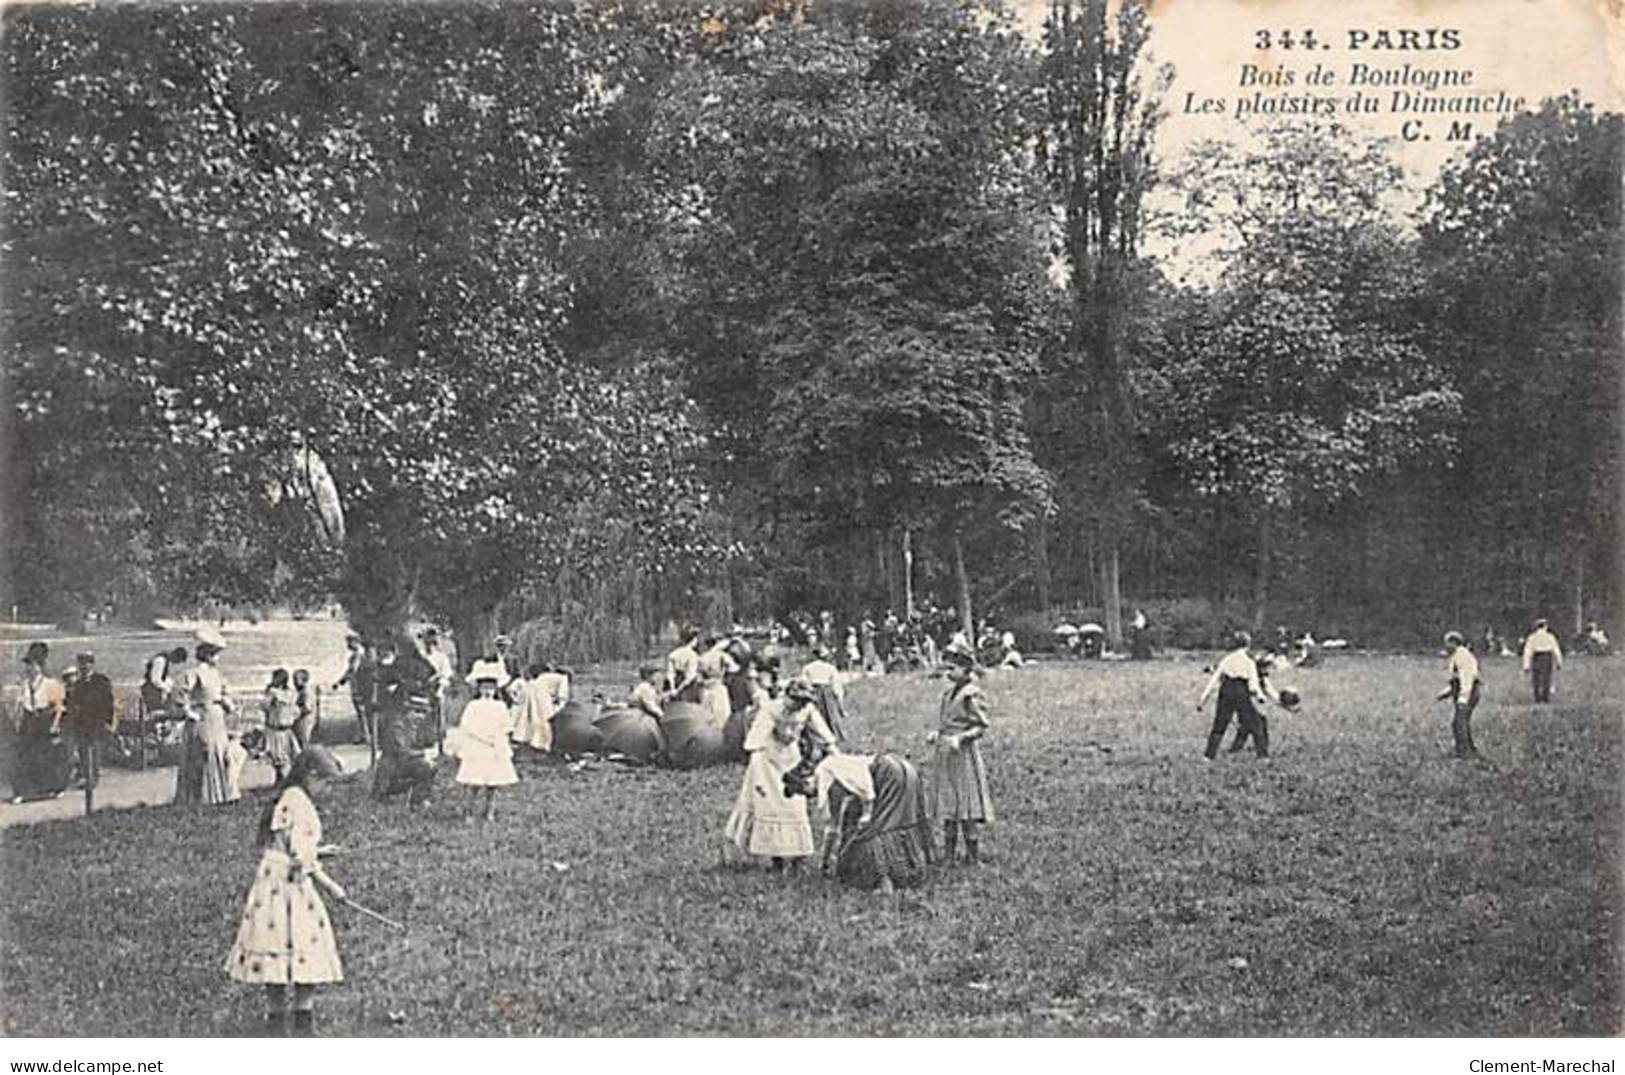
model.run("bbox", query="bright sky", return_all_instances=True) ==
[1013,0,1623,272]
[1014,0,1622,178]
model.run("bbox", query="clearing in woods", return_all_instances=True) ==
[0,654,1618,1036]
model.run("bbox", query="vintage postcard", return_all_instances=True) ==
[0,0,1618,1061]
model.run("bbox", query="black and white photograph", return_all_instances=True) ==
[0,0,1620,1052]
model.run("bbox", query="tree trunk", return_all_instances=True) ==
[338,540,414,643]
[1250,511,1274,633]
[1084,540,1097,607]
[1100,543,1123,650]
[902,527,916,618]
[952,533,974,642]
[449,601,500,678]
[1573,543,1586,639]
[1146,529,1158,601]
[1033,516,1053,612]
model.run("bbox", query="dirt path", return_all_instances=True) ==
[0,743,376,829]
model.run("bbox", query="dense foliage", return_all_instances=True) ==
[2,1,1617,645]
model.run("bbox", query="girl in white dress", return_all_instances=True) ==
[723,680,836,871]
[455,676,518,820]
[225,746,346,1036]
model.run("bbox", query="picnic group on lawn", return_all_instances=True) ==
[5,609,1600,1034]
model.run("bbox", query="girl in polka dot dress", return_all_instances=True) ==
[225,746,347,1036]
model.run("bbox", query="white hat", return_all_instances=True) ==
[195,626,227,649]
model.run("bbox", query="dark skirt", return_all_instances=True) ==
[832,754,935,889]
[11,710,69,799]
[725,673,754,718]
[812,685,848,744]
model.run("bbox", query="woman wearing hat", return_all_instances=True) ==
[10,642,67,802]
[176,629,238,805]
[931,642,995,865]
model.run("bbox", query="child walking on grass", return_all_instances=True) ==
[225,746,347,1037]
[455,675,518,820]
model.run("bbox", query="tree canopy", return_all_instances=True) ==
[2,4,1617,649]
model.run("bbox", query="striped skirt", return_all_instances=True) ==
[931,739,994,823]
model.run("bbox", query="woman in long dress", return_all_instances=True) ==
[176,632,237,805]
[224,746,347,1036]
[931,642,994,865]
[10,642,67,802]
[786,750,935,891]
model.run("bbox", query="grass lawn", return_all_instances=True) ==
[1,654,1618,1036]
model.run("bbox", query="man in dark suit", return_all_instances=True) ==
[65,651,116,795]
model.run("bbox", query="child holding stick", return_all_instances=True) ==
[225,746,347,1036]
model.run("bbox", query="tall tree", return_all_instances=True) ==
[1038,0,1170,645]
[644,2,1053,633]
[1153,124,1459,628]
[1,4,719,652]
[1419,94,1622,634]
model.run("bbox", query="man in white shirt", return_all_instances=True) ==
[800,647,841,692]
[1440,631,1482,759]
[1197,631,1270,760]
[1521,618,1563,703]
